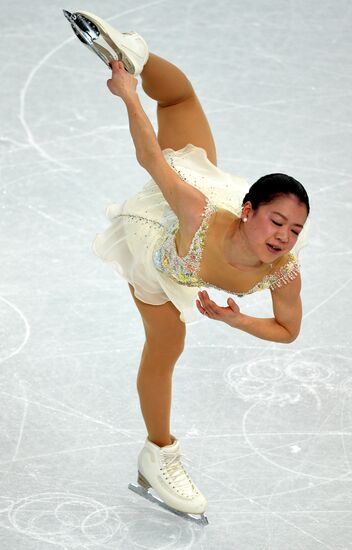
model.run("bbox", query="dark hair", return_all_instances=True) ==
[242,173,310,215]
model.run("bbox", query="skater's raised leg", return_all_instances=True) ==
[140,53,217,165]
[65,10,216,164]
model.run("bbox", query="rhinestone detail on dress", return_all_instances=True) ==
[153,198,216,285]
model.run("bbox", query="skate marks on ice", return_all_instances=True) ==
[187,343,352,547]
[3,492,122,547]
[2,491,202,548]
[0,295,31,364]
[219,344,352,484]
[223,345,350,406]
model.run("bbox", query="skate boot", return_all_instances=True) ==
[128,436,209,525]
[63,9,149,74]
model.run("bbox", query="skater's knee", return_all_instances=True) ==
[144,330,185,361]
[156,81,195,108]
[147,334,185,358]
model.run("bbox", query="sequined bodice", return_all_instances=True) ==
[153,200,216,286]
[153,198,300,296]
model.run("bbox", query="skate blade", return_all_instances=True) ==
[63,9,113,68]
[128,483,209,526]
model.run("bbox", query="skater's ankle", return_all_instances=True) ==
[148,436,173,447]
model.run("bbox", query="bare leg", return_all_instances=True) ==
[141,53,194,106]
[129,284,185,448]
[139,53,217,165]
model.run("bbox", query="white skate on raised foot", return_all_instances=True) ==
[63,9,149,74]
[128,436,209,526]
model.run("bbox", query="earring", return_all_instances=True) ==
[242,217,248,222]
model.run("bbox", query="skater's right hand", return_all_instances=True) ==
[107,60,138,100]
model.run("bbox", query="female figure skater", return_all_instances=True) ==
[66,11,310,524]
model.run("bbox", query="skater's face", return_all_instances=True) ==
[243,194,308,262]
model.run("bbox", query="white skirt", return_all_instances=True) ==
[92,144,309,323]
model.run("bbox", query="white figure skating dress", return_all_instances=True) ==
[92,144,310,322]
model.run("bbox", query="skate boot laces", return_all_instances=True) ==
[160,450,199,497]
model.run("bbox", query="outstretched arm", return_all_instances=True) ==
[196,274,302,344]
[107,62,160,164]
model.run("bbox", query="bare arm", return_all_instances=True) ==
[123,89,160,165]
[196,273,302,344]
[229,313,298,343]
[107,61,206,226]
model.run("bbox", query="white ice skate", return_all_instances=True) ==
[128,436,209,526]
[63,9,149,75]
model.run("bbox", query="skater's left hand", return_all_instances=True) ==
[196,290,241,327]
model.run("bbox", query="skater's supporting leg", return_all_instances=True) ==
[140,53,217,165]
[128,284,185,448]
